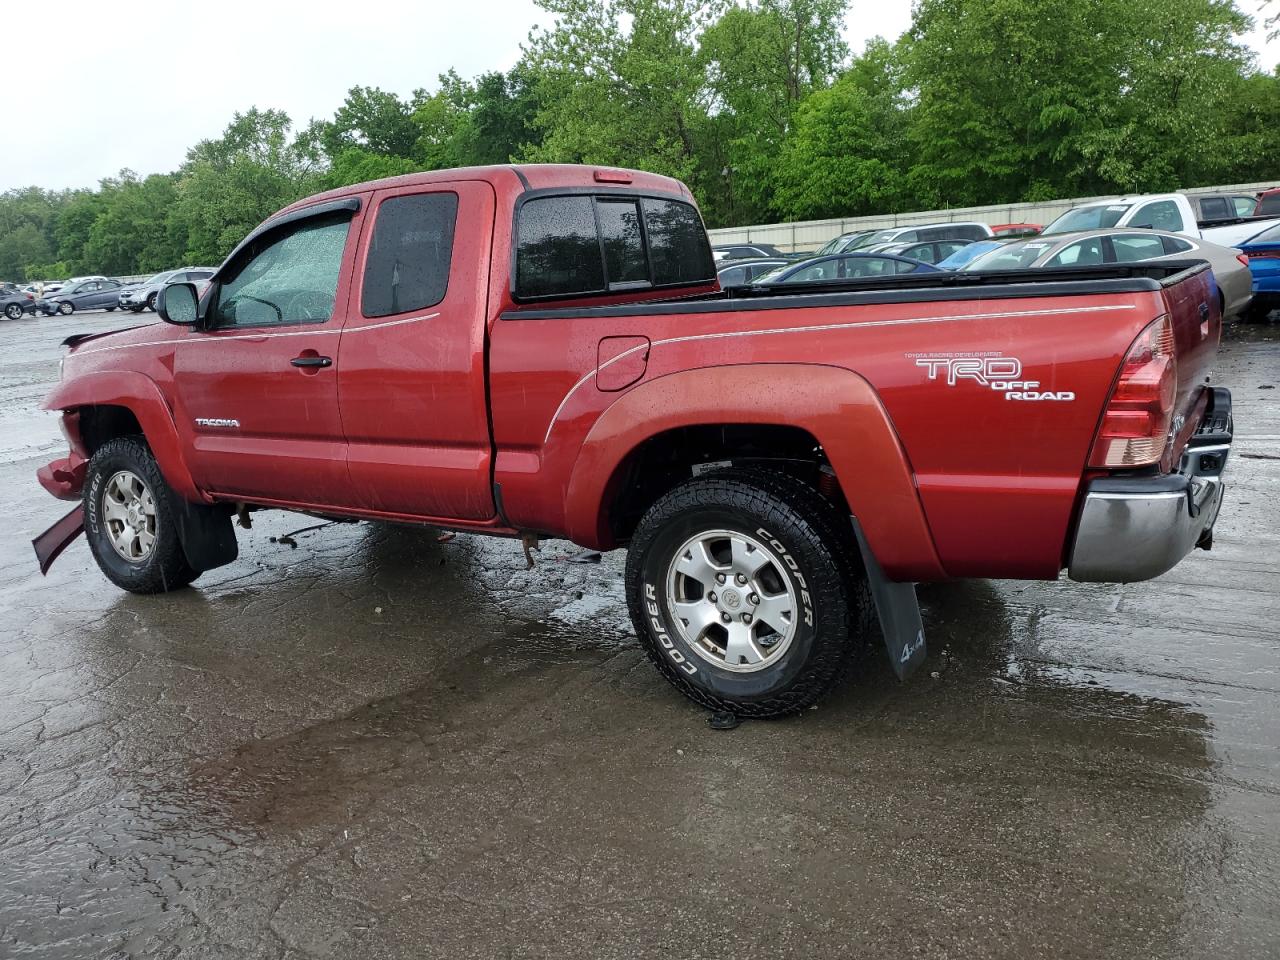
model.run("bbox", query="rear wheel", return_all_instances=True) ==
[84,437,198,593]
[625,469,874,718]
[3,303,20,320]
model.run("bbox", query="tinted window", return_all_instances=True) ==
[745,262,783,280]
[1111,234,1166,262]
[362,192,457,317]
[784,260,845,282]
[642,198,714,285]
[1162,236,1195,254]
[214,214,350,328]
[1046,238,1105,267]
[598,198,648,286]
[189,270,214,281]
[1130,200,1184,232]
[516,197,605,299]
[1257,194,1280,217]
[894,260,925,274]
[718,265,749,285]
[1199,197,1230,219]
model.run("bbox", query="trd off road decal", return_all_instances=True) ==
[907,351,1074,402]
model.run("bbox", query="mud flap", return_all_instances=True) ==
[32,505,85,575]
[851,518,926,680]
[168,494,238,573]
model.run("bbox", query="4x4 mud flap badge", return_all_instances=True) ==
[851,518,927,680]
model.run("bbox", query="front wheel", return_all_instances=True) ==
[58,301,74,315]
[145,293,157,311]
[84,437,198,593]
[625,469,874,718]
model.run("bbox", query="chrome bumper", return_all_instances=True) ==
[1069,388,1232,583]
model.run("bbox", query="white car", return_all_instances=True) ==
[1043,193,1280,247]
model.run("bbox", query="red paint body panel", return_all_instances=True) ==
[40,164,1222,583]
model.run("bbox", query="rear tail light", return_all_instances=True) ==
[1088,315,1178,469]
[1246,250,1280,260]
[1237,253,1250,267]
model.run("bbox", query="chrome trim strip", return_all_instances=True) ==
[74,312,441,356]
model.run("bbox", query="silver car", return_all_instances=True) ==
[964,228,1253,319]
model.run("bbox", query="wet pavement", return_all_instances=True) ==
[1,310,1278,959]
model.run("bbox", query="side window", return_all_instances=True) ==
[1199,197,1229,219]
[896,230,919,243]
[788,261,839,282]
[718,266,749,286]
[213,214,351,328]
[1047,238,1105,266]
[962,225,989,240]
[846,257,894,277]
[362,192,457,317]
[597,198,648,287]
[1130,200,1184,232]
[642,198,715,285]
[1233,196,1257,217]
[937,240,969,258]
[1161,236,1194,255]
[189,271,214,281]
[1111,234,1167,262]
[893,259,922,274]
[168,272,187,283]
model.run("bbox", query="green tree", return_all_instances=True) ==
[772,38,910,219]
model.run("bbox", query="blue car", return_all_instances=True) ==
[1238,222,1280,320]
[936,239,1006,270]
[752,253,942,284]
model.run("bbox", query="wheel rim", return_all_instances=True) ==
[60,302,72,314]
[665,528,799,673]
[101,470,158,562]
[5,306,18,319]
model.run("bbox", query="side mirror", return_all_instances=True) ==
[157,282,199,326]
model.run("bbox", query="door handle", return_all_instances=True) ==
[290,355,332,368]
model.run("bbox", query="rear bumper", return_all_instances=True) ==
[1068,388,1231,583]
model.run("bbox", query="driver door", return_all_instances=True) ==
[172,198,368,508]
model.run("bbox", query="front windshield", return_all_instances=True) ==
[964,240,1053,271]
[752,264,791,283]
[815,237,847,256]
[857,230,898,248]
[937,241,1000,269]
[1043,204,1130,235]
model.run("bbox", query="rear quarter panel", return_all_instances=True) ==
[490,289,1162,579]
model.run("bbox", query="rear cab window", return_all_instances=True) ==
[514,193,714,300]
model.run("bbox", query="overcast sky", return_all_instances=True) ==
[3,0,1277,192]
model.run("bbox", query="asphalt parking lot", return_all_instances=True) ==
[1,309,1278,959]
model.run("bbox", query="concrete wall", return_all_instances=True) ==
[706,181,1278,253]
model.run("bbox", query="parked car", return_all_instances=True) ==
[964,228,1252,318]
[1236,221,1280,320]
[716,258,790,286]
[752,253,943,283]
[712,242,788,262]
[1254,188,1280,218]
[1043,192,1280,247]
[120,267,217,312]
[990,223,1042,239]
[935,239,1007,270]
[36,164,1233,719]
[813,231,879,256]
[871,239,974,264]
[849,221,994,250]
[1,288,39,320]
[37,277,121,315]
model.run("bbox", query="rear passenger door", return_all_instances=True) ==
[338,180,496,520]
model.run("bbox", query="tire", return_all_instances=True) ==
[145,293,157,311]
[83,436,198,594]
[106,305,117,311]
[625,468,875,718]
[58,301,74,315]
[3,303,20,320]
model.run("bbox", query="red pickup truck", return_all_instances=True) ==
[35,164,1233,717]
